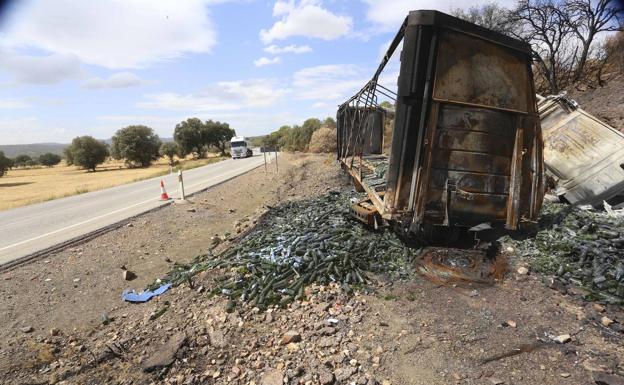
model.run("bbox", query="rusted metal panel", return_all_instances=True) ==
[538,95,624,206]
[337,106,385,158]
[433,30,531,113]
[337,10,544,240]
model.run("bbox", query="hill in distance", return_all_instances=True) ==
[0,143,67,158]
[0,137,175,159]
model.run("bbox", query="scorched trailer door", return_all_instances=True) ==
[382,10,544,232]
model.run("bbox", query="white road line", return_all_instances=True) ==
[0,195,160,252]
[0,159,263,253]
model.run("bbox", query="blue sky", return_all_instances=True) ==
[0,0,514,144]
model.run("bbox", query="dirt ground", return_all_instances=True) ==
[571,74,624,133]
[1,153,624,385]
[0,155,225,211]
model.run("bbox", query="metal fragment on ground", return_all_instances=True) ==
[538,94,624,207]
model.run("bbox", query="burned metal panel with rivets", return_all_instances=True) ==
[538,95,624,206]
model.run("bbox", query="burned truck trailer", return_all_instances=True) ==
[337,10,545,238]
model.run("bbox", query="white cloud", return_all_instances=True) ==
[138,79,290,111]
[312,102,330,108]
[254,56,282,67]
[81,72,145,89]
[0,117,69,144]
[0,51,83,84]
[264,44,312,54]
[1,0,217,69]
[292,64,366,101]
[363,0,517,32]
[0,98,29,109]
[260,1,352,43]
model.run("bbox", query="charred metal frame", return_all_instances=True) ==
[337,10,545,236]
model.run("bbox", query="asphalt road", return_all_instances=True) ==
[0,153,275,266]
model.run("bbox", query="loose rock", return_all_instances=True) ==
[261,369,283,385]
[141,333,187,372]
[280,331,301,345]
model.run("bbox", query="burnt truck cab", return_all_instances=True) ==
[337,10,544,240]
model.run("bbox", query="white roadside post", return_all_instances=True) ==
[178,170,186,200]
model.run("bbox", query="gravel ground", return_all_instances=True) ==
[1,152,624,385]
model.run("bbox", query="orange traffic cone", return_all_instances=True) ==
[159,180,171,200]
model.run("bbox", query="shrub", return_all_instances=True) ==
[13,154,32,168]
[308,126,337,153]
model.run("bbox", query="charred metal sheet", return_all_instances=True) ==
[337,106,385,157]
[350,198,380,227]
[538,95,624,206]
[416,247,507,285]
[337,10,544,241]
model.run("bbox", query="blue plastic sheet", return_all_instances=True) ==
[122,283,172,303]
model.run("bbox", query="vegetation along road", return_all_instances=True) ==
[0,153,274,266]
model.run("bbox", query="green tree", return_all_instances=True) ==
[111,125,162,167]
[204,120,236,156]
[0,151,11,177]
[63,146,74,165]
[379,101,393,109]
[38,153,62,167]
[66,136,109,171]
[323,117,337,129]
[159,142,180,165]
[174,118,207,158]
[13,154,32,168]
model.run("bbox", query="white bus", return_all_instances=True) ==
[230,136,253,159]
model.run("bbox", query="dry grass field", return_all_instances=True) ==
[0,155,226,211]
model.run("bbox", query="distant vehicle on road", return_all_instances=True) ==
[230,136,253,159]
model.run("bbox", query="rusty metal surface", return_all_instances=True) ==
[350,198,380,226]
[538,95,624,206]
[416,247,507,285]
[337,10,544,240]
[433,30,531,112]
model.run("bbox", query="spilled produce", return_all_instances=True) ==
[502,202,624,304]
[156,192,419,309]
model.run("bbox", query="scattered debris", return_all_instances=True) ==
[538,94,624,206]
[502,202,624,304]
[155,193,417,309]
[19,326,33,333]
[122,283,172,303]
[122,269,137,281]
[553,334,571,344]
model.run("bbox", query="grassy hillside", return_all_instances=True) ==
[0,143,67,158]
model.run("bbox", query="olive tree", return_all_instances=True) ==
[66,136,109,171]
[0,151,12,177]
[38,153,62,167]
[204,120,235,156]
[159,142,180,165]
[111,125,162,167]
[174,118,208,158]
